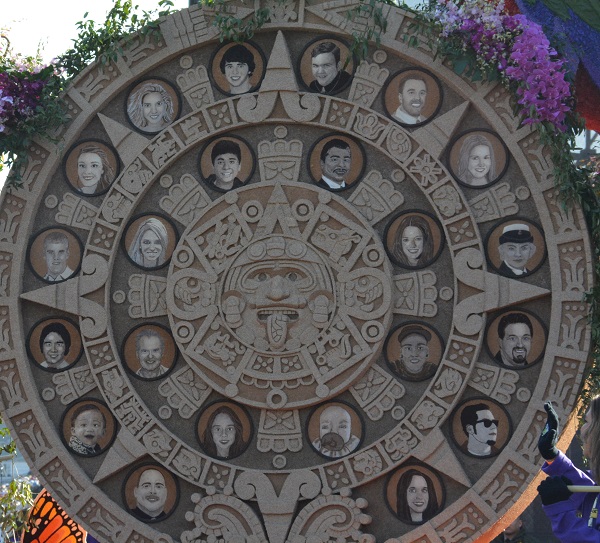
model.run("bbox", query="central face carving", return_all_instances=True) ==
[221,236,335,352]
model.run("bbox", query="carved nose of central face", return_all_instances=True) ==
[267,275,290,301]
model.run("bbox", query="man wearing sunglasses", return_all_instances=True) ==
[461,403,499,457]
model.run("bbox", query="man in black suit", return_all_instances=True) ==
[317,138,351,191]
[309,42,351,95]
[497,223,536,276]
[494,312,533,367]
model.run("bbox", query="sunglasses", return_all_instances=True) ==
[476,418,498,428]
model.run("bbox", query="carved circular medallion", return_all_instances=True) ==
[0,4,594,543]
[167,184,392,408]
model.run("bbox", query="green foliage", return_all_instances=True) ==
[58,0,175,78]
[347,0,389,62]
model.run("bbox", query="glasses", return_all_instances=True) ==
[476,418,498,428]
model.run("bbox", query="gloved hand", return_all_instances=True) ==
[537,475,573,505]
[538,401,560,460]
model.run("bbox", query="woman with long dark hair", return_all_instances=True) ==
[396,468,439,524]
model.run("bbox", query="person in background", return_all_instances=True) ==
[537,398,600,542]
[491,516,541,543]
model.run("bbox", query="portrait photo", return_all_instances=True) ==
[125,77,181,134]
[450,398,512,459]
[62,140,120,196]
[122,214,178,270]
[383,68,443,127]
[384,322,444,382]
[27,317,82,372]
[485,219,546,278]
[447,129,509,188]
[485,308,547,369]
[27,227,83,283]
[384,210,445,269]
[385,462,444,525]
[210,41,266,96]
[307,401,363,459]
[196,401,253,461]
[298,36,355,95]
[308,133,366,191]
[60,399,117,457]
[122,323,177,380]
[123,463,179,522]
[199,135,256,192]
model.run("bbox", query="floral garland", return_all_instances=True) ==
[424,0,573,131]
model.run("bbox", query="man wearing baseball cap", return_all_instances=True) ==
[497,223,536,277]
[392,325,437,381]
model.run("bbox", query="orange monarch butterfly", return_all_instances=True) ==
[20,488,99,543]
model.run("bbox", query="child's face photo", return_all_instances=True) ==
[213,153,241,185]
[71,409,106,447]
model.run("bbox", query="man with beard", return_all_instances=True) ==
[317,138,352,191]
[393,76,428,125]
[132,468,168,521]
[494,313,533,367]
[461,402,499,457]
[135,329,169,379]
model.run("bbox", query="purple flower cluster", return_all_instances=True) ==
[431,0,572,131]
[0,69,49,134]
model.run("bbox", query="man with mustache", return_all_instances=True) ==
[132,468,168,521]
[135,329,169,379]
[393,76,428,125]
[494,313,533,367]
[317,138,352,191]
[461,402,499,457]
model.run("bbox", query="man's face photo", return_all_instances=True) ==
[399,78,427,118]
[321,145,351,185]
[498,241,536,272]
[133,469,167,518]
[45,239,69,277]
[311,52,340,88]
[400,333,429,375]
[213,152,241,186]
[136,333,164,373]
[467,408,498,454]
[498,322,531,366]
[319,405,352,444]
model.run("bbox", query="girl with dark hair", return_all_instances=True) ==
[76,146,115,194]
[537,398,600,541]
[202,406,246,459]
[39,322,71,370]
[392,215,434,268]
[396,468,439,524]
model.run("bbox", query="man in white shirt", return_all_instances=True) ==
[393,76,428,125]
[43,232,74,282]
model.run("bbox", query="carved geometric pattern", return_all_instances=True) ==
[0,3,593,543]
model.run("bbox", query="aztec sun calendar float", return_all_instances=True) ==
[0,2,593,542]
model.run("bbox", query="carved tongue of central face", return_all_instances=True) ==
[267,313,289,349]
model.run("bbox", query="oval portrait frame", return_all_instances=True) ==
[450,397,513,459]
[447,129,509,189]
[60,398,118,458]
[382,67,443,128]
[484,307,547,369]
[384,461,445,525]
[209,40,267,96]
[297,35,355,95]
[124,76,182,135]
[122,462,180,523]
[26,316,83,373]
[62,139,121,197]
[122,213,179,271]
[27,226,83,284]
[121,322,178,381]
[384,209,445,269]
[384,321,445,382]
[196,400,254,461]
[307,132,366,192]
[485,217,547,278]
[306,400,364,459]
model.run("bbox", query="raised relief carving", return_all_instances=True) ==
[481,461,528,511]
[159,174,211,227]
[176,56,214,110]
[350,365,405,421]
[158,367,212,419]
[469,364,519,405]
[543,187,579,233]
[559,242,588,294]
[348,59,390,108]
[434,502,489,543]
[128,274,168,319]
[258,126,303,184]
[469,182,521,223]
[55,193,100,230]
[392,270,438,317]
[257,409,303,453]
[348,170,405,224]
[52,367,96,404]
[168,183,392,409]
